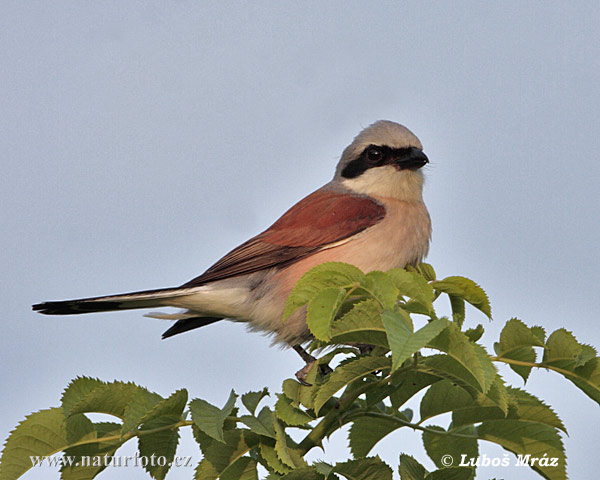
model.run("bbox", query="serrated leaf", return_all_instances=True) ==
[61,422,125,480]
[348,415,404,457]
[121,389,164,435]
[275,395,314,426]
[399,454,428,480]
[140,389,187,424]
[431,276,491,319]
[307,287,347,341]
[313,356,391,414]
[413,263,436,282]
[427,323,490,393]
[280,468,325,480]
[61,377,105,415]
[387,269,435,316]
[239,406,276,438]
[62,379,148,420]
[506,388,566,433]
[283,262,364,321]
[426,467,475,480]
[330,299,388,348]
[138,414,181,480]
[193,427,260,480]
[359,271,400,308]
[0,408,97,480]
[422,425,478,470]
[448,295,465,328]
[420,380,473,423]
[464,324,484,343]
[541,329,600,404]
[259,441,292,475]
[220,456,258,480]
[281,379,318,411]
[241,388,269,416]
[389,371,441,409]
[273,419,304,469]
[190,390,237,443]
[477,419,566,480]
[543,328,588,368]
[495,319,545,383]
[383,310,448,372]
[334,456,393,480]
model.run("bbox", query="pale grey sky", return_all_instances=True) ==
[2,2,599,479]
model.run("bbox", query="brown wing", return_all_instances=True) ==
[182,189,386,287]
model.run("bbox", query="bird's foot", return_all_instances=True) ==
[293,344,332,386]
[295,361,333,386]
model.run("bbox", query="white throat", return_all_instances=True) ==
[341,165,425,202]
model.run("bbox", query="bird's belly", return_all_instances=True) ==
[248,199,431,345]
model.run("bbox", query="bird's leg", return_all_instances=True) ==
[293,344,316,363]
[293,344,332,386]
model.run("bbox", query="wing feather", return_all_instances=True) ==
[182,189,385,287]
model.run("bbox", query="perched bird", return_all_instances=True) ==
[33,120,431,379]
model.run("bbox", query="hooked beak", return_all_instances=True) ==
[394,147,429,171]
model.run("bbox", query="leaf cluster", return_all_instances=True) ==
[1,263,599,480]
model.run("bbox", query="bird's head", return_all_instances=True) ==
[334,120,428,202]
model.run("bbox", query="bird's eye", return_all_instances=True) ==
[366,147,383,164]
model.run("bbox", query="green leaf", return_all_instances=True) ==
[241,388,269,416]
[420,380,473,423]
[283,262,364,321]
[239,406,276,438]
[220,456,258,480]
[359,271,400,308]
[422,425,478,470]
[194,427,260,480]
[426,467,475,480]
[281,379,318,411]
[280,468,325,480]
[383,310,448,372]
[398,454,428,480]
[389,371,441,409]
[62,378,147,420]
[313,356,392,414]
[431,276,491,319]
[448,295,465,329]
[0,408,97,480]
[306,286,347,341]
[348,414,404,457]
[330,299,389,348]
[121,389,164,435]
[273,419,305,469]
[506,388,566,433]
[138,414,181,480]
[542,329,600,404]
[387,269,435,316]
[259,441,292,475]
[427,323,493,393]
[61,422,125,480]
[477,419,566,480]
[334,456,393,480]
[275,394,314,426]
[543,328,593,369]
[412,263,437,282]
[60,377,105,414]
[464,324,484,343]
[495,318,545,383]
[190,390,237,443]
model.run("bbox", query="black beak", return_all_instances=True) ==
[394,147,429,171]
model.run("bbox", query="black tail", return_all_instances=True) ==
[32,286,188,315]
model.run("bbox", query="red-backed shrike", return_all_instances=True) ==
[34,120,431,365]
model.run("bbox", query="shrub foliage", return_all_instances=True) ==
[2,263,599,480]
